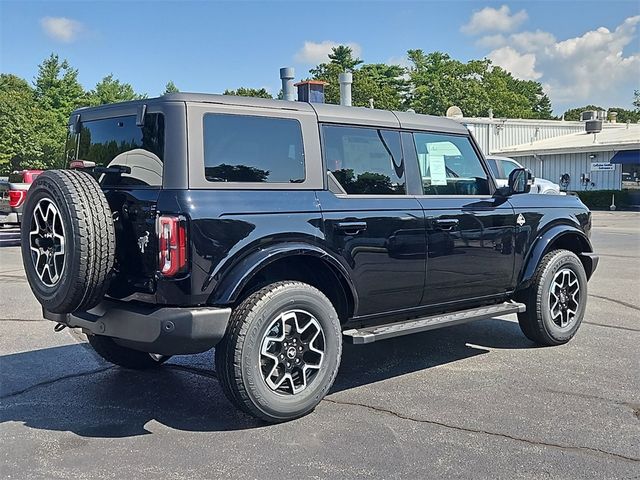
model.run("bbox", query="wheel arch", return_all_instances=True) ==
[518,225,595,291]
[208,243,358,322]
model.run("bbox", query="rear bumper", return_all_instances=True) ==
[43,299,232,355]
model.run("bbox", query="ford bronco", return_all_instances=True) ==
[21,93,598,422]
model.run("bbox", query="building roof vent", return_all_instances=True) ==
[580,111,597,121]
[295,80,328,104]
[585,119,603,134]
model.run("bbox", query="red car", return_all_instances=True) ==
[0,170,43,226]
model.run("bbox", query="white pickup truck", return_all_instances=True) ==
[486,155,562,194]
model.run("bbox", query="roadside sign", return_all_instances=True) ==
[591,162,615,171]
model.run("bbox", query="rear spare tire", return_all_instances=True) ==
[20,170,115,314]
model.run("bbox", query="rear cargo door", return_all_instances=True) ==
[67,110,166,295]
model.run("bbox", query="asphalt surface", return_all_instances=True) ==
[1,212,639,479]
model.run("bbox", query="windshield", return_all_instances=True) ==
[501,159,522,177]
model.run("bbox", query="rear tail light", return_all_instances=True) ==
[157,215,188,277]
[8,190,27,208]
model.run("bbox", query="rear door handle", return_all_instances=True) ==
[336,221,368,235]
[434,218,459,231]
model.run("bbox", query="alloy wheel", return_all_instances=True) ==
[259,310,325,395]
[549,268,580,328]
[29,198,65,287]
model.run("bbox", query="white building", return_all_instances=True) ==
[459,116,638,191]
[493,124,640,191]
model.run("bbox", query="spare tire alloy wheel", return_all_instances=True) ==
[29,198,65,287]
[260,310,325,395]
[21,170,115,314]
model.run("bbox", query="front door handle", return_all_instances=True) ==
[434,218,459,231]
[336,221,368,235]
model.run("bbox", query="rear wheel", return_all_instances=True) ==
[87,334,171,369]
[215,281,342,422]
[20,170,115,314]
[517,249,588,346]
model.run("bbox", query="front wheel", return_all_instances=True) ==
[215,281,342,422]
[517,249,588,346]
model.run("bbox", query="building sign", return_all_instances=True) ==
[591,162,615,171]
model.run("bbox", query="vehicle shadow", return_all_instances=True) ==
[0,317,533,437]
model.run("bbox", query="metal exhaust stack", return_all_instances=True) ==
[280,67,295,102]
[339,72,353,106]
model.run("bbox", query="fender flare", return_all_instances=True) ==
[208,242,359,312]
[518,225,594,290]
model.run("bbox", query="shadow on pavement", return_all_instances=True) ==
[0,317,532,437]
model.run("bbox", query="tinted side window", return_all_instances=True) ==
[323,125,406,195]
[75,114,164,187]
[203,114,304,183]
[413,132,489,196]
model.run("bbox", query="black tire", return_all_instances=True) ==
[517,249,588,346]
[215,281,342,423]
[87,334,170,369]
[20,170,115,314]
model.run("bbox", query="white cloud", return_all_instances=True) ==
[387,56,411,68]
[462,5,527,35]
[40,17,83,43]
[482,16,640,109]
[294,40,362,64]
[476,34,507,49]
[488,46,542,80]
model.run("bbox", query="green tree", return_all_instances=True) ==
[164,80,179,94]
[223,87,273,99]
[32,54,86,169]
[353,64,407,110]
[0,75,42,173]
[634,90,640,110]
[405,50,553,118]
[88,74,143,106]
[328,45,363,71]
[310,45,407,109]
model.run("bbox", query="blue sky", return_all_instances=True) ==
[1,0,639,113]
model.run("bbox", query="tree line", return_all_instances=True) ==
[2,48,639,173]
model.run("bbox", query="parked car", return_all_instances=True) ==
[0,170,43,226]
[20,94,598,422]
[486,155,562,194]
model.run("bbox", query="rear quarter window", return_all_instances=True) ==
[203,113,305,183]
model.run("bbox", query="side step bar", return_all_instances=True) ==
[343,302,526,344]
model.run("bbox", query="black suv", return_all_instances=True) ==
[21,94,598,422]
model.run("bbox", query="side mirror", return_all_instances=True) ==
[507,168,533,195]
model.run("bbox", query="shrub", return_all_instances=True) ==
[574,190,632,210]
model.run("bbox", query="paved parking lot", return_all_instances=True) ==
[1,212,638,479]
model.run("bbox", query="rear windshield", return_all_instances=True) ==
[67,113,165,187]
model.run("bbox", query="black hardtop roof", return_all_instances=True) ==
[71,92,467,134]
